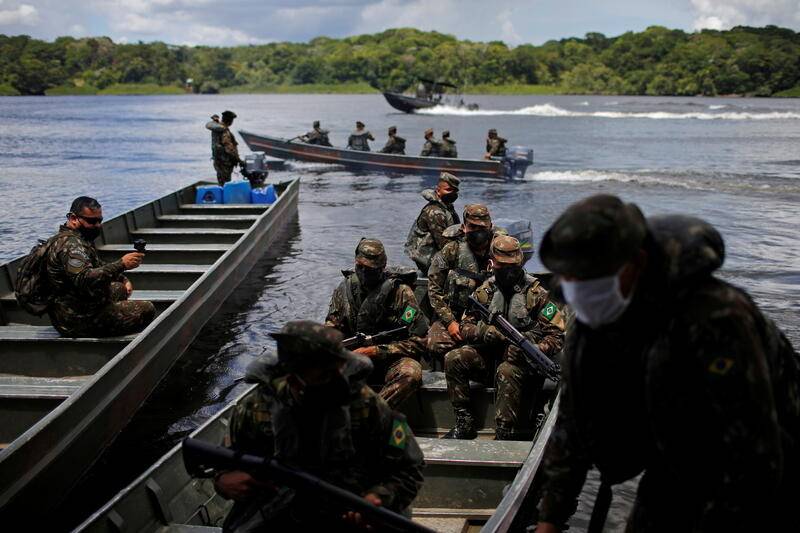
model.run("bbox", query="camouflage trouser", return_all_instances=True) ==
[374,357,422,408]
[52,282,156,338]
[214,160,235,186]
[445,344,541,431]
[427,320,464,363]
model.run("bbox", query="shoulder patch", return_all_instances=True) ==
[400,305,417,324]
[66,253,89,274]
[541,301,558,321]
[389,417,411,449]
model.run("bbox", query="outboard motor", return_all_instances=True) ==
[494,218,534,265]
[502,146,534,180]
[241,151,269,188]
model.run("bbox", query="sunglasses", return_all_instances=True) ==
[71,213,103,225]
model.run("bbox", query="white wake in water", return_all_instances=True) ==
[418,103,800,120]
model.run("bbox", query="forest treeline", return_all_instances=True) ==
[1,25,799,96]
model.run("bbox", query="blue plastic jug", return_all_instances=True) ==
[251,184,277,204]
[195,185,223,204]
[223,181,252,204]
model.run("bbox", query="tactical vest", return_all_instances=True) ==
[486,275,540,331]
[404,190,459,273]
[349,132,371,151]
[341,272,398,334]
[446,241,490,319]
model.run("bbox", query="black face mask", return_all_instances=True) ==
[494,266,525,292]
[466,229,491,249]
[301,372,351,407]
[440,192,458,204]
[356,265,384,290]
[77,226,101,242]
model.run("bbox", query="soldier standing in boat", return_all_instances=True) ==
[214,320,424,532]
[533,195,800,533]
[347,121,374,151]
[325,238,428,408]
[443,236,565,440]
[484,128,507,159]
[44,196,156,337]
[404,172,460,274]
[379,126,406,154]
[208,110,244,186]
[439,131,458,158]
[420,128,441,157]
[300,120,332,146]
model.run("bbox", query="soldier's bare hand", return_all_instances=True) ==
[214,471,269,501]
[342,493,382,529]
[354,346,378,358]
[124,280,133,296]
[121,252,144,270]
[484,325,504,344]
[534,522,560,533]
[447,321,463,341]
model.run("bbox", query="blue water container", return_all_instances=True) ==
[251,184,277,204]
[223,181,252,204]
[195,185,223,204]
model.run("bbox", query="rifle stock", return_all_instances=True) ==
[182,438,434,533]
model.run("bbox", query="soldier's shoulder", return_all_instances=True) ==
[676,277,758,330]
[440,240,460,257]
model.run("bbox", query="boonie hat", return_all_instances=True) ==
[424,128,434,137]
[221,110,237,120]
[491,235,524,265]
[388,126,397,134]
[488,128,497,135]
[270,320,354,370]
[313,120,320,127]
[539,194,646,279]
[355,238,387,269]
[438,172,460,191]
[356,121,365,128]
[442,130,450,138]
[463,204,492,228]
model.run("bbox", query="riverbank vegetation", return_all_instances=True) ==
[1,26,798,97]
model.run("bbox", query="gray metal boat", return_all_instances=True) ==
[0,178,300,520]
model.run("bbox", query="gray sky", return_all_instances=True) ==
[1,0,799,46]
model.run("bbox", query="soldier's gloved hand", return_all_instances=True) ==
[460,323,479,342]
[483,325,505,344]
[447,320,463,341]
[121,252,144,270]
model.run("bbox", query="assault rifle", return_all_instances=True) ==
[468,295,561,383]
[342,326,408,350]
[182,438,435,533]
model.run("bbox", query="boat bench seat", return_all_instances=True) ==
[162,526,222,533]
[97,244,229,265]
[129,228,246,245]
[98,244,230,253]
[0,375,89,400]
[130,228,246,236]
[0,324,137,342]
[179,203,268,212]
[417,437,532,467]
[157,215,259,222]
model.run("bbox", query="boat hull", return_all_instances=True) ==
[382,91,438,113]
[0,179,300,520]
[240,130,510,179]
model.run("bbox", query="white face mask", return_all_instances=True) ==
[560,270,632,329]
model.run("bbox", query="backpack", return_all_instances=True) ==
[14,235,61,316]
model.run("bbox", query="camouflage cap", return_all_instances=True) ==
[388,125,397,134]
[438,172,460,191]
[270,320,353,370]
[539,194,646,278]
[313,120,320,127]
[356,120,365,128]
[491,235,524,265]
[442,130,450,138]
[221,110,237,120]
[424,128,434,137]
[355,238,387,269]
[463,204,492,228]
[488,128,497,135]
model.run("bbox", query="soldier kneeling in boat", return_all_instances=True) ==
[379,126,406,154]
[45,196,155,337]
[347,121,374,151]
[439,130,458,158]
[325,238,429,408]
[484,128,507,159]
[214,320,424,532]
[443,236,565,440]
[420,128,441,157]
[300,120,332,146]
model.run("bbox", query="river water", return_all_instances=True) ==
[0,94,798,530]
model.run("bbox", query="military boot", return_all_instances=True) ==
[494,425,515,441]
[443,408,477,439]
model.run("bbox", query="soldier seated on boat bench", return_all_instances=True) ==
[300,120,332,146]
[443,236,565,441]
[214,320,424,531]
[325,238,429,408]
[347,121,374,151]
[44,196,155,337]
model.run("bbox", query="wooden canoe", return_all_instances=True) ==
[0,179,300,520]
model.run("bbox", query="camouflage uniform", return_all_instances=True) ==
[302,122,332,146]
[439,131,458,158]
[211,124,241,186]
[221,321,424,532]
[206,117,223,159]
[536,195,800,531]
[420,129,441,157]
[347,122,374,151]
[325,239,429,408]
[380,127,406,154]
[404,173,460,274]
[45,225,155,337]
[485,129,507,158]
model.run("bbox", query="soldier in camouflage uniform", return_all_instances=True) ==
[45,197,155,337]
[209,110,244,186]
[325,239,429,408]
[300,120,332,146]
[379,126,406,154]
[444,236,565,440]
[439,130,458,158]
[215,321,424,532]
[484,128,507,159]
[347,121,374,151]
[426,204,506,361]
[404,172,460,274]
[420,128,441,157]
[533,195,800,533]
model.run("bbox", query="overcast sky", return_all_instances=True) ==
[1,0,799,46]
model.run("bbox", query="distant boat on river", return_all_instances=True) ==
[383,78,479,114]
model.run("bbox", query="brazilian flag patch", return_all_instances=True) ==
[389,418,410,449]
[401,305,417,324]
[541,302,558,321]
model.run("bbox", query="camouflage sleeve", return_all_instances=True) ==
[378,284,428,362]
[324,281,350,334]
[347,134,355,148]
[427,243,457,325]
[226,387,276,457]
[221,130,239,161]
[461,281,491,342]
[537,366,590,526]
[649,287,783,529]
[525,287,566,357]
[366,395,425,511]
[424,205,452,251]
[57,241,125,299]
